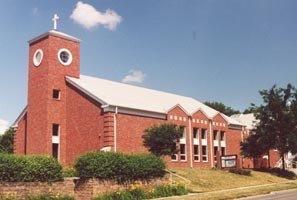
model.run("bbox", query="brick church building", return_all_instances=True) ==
[13,27,249,168]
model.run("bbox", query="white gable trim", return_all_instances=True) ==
[166,104,191,116]
[103,105,167,119]
[12,106,27,128]
[190,108,211,119]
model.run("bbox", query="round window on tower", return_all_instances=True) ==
[33,49,43,67]
[57,48,73,66]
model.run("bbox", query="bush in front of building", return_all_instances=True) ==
[255,168,297,180]
[94,184,188,200]
[228,168,251,176]
[26,194,74,200]
[0,153,63,182]
[74,152,166,182]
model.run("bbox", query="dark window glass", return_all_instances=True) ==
[60,51,69,63]
[194,145,199,155]
[171,154,177,160]
[52,143,59,159]
[180,144,186,154]
[202,146,207,161]
[193,128,198,139]
[201,129,207,139]
[52,89,60,99]
[52,124,60,136]
[213,130,218,140]
[214,146,218,161]
[221,132,225,141]
[221,147,225,156]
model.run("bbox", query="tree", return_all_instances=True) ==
[0,128,14,153]
[243,103,259,114]
[241,84,297,170]
[204,101,240,116]
[142,123,183,157]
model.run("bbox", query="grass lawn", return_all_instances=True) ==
[169,168,296,193]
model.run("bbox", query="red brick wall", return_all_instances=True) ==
[116,113,165,154]
[191,110,211,168]
[26,33,80,165]
[14,113,27,154]
[65,83,104,166]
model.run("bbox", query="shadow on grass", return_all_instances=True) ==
[254,168,297,180]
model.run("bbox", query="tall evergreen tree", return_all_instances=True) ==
[241,84,297,170]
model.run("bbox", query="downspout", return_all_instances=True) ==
[188,117,193,168]
[113,107,118,152]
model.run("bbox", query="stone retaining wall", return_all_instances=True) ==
[0,178,167,200]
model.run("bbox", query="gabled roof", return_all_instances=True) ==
[66,75,242,126]
[231,113,258,129]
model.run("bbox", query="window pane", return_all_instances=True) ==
[53,89,60,99]
[194,145,199,155]
[52,143,59,159]
[221,132,225,141]
[202,129,207,139]
[52,124,60,136]
[180,144,185,154]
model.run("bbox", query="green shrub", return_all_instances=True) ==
[27,194,74,200]
[62,167,78,178]
[147,184,187,199]
[0,154,63,182]
[75,152,165,182]
[255,168,297,179]
[228,168,251,176]
[94,184,188,200]
[126,154,166,181]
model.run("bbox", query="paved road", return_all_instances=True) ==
[240,189,297,200]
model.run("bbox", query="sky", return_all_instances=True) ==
[1,0,297,128]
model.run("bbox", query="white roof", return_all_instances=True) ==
[66,75,242,126]
[231,113,258,129]
[28,30,80,44]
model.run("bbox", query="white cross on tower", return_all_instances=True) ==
[52,14,59,30]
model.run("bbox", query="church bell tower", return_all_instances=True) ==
[26,14,80,164]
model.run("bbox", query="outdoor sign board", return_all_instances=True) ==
[221,155,237,168]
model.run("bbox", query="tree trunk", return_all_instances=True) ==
[282,154,286,171]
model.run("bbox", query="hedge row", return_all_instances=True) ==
[74,152,166,182]
[94,184,188,200]
[0,154,63,182]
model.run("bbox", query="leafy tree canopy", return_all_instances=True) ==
[243,103,259,114]
[0,127,14,153]
[241,84,297,170]
[204,101,240,116]
[142,123,183,157]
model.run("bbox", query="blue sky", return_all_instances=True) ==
[1,0,297,127]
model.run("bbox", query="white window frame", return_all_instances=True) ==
[193,128,199,139]
[57,48,73,66]
[33,49,43,67]
[179,143,187,162]
[202,145,208,162]
[193,144,200,162]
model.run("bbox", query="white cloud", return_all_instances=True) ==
[0,119,9,135]
[70,1,122,30]
[32,7,38,16]
[122,70,146,84]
